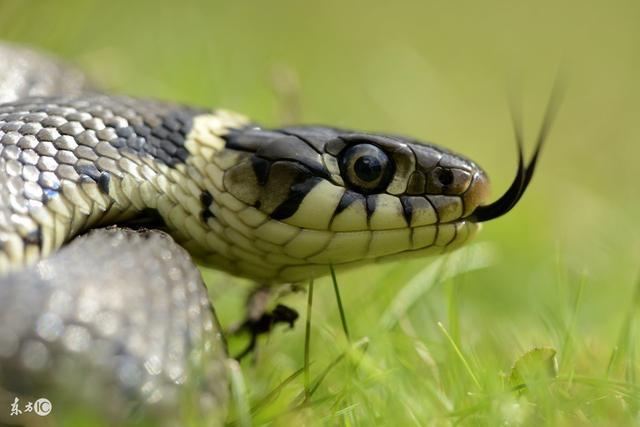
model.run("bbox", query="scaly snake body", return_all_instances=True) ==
[0,93,488,281]
[0,43,552,425]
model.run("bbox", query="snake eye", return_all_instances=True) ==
[338,143,393,193]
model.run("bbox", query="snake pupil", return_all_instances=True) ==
[354,156,381,182]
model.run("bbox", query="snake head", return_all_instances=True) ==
[210,75,565,284]
[210,125,492,282]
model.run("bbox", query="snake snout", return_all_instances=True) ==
[460,169,491,218]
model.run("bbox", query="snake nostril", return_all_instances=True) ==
[437,168,454,186]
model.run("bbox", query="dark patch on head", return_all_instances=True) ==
[97,172,110,194]
[255,135,327,178]
[222,127,330,180]
[365,195,377,221]
[200,190,215,222]
[222,127,281,152]
[270,177,322,221]
[399,197,413,226]
[279,126,343,154]
[335,190,365,215]
[251,157,271,186]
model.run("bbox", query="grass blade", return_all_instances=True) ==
[251,367,305,414]
[437,322,481,390]
[304,279,314,399]
[329,264,350,342]
[227,359,252,427]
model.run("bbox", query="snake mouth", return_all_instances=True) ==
[469,76,565,223]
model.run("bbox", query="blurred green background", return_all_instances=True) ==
[1,0,639,425]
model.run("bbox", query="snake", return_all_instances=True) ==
[0,42,557,425]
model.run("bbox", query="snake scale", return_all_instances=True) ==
[0,42,553,425]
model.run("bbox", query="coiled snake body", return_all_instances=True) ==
[0,43,549,425]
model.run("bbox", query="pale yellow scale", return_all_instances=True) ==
[435,223,457,246]
[411,225,437,249]
[368,228,412,258]
[284,180,344,230]
[330,201,367,231]
[284,229,333,259]
[369,194,406,230]
[406,197,438,227]
[236,206,268,228]
[217,206,254,240]
[253,220,299,246]
[430,195,463,223]
[306,231,371,264]
[253,238,285,255]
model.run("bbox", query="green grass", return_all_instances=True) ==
[1,0,640,425]
[217,247,640,426]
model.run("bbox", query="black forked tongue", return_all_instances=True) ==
[472,74,566,222]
